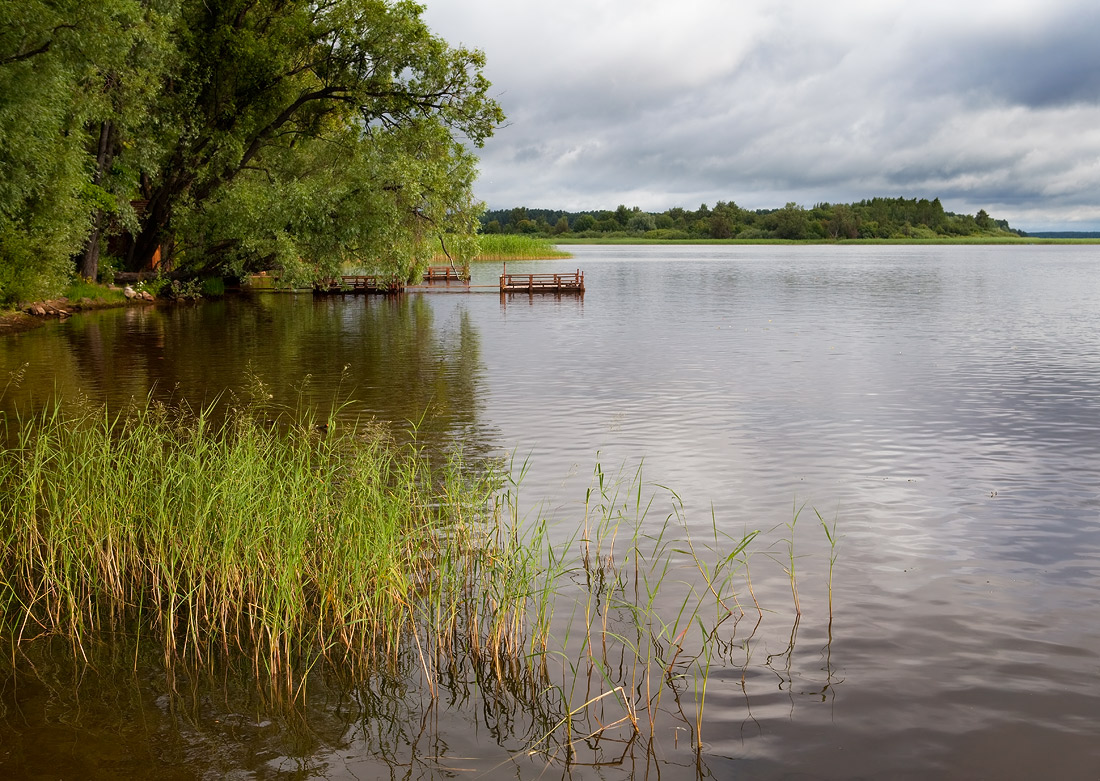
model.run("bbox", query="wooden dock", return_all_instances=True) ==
[423,265,470,283]
[313,265,585,296]
[315,275,405,294]
[499,266,584,294]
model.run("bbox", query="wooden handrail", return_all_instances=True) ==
[499,268,584,293]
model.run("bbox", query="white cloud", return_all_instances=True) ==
[424,0,1100,231]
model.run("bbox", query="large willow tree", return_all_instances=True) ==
[0,0,169,301]
[0,0,503,302]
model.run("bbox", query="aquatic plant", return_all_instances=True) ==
[471,234,571,260]
[818,507,840,620]
[0,394,839,768]
[0,397,533,684]
[200,276,226,297]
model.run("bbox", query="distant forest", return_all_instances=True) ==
[480,198,1023,240]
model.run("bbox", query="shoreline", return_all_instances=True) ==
[0,296,154,336]
[5,235,1092,336]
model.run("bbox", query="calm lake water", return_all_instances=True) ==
[2,244,1100,779]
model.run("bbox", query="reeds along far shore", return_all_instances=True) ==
[469,234,571,260]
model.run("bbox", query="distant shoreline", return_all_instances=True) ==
[549,236,1100,246]
[1022,232,1100,239]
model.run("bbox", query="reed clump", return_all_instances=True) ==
[0,394,840,767]
[0,398,539,685]
[472,234,571,260]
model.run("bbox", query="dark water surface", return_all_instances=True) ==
[3,244,1100,778]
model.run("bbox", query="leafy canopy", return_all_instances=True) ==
[0,0,504,302]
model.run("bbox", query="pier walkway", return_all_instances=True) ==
[312,266,585,296]
[499,267,584,294]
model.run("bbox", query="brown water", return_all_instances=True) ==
[2,244,1100,779]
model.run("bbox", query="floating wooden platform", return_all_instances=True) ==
[499,267,584,294]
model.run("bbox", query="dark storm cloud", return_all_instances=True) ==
[423,0,1100,231]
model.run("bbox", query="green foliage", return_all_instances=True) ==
[626,211,656,232]
[168,278,202,300]
[0,0,176,299]
[135,273,169,298]
[572,214,596,232]
[61,278,126,304]
[200,277,225,297]
[474,234,570,260]
[481,197,1023,242]
[0,0,503,303]
[141,0,502,283]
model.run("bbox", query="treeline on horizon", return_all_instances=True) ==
[480,198,1023,241]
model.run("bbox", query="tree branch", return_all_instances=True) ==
[0,24,76,66]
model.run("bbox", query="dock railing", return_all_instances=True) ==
[316,275,405,293]
[499,266,584,293]
[423,265,470,283]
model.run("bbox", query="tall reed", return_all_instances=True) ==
[0,394,839,767]
[472,234,571,260]
[0,397,542,686]
[818,507,839,620]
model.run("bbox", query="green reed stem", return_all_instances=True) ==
[0,398,536,684]
[472,234,571,260]
[0,395,839,767]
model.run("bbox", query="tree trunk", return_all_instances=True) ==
[79,120,115,280]
[80,219,103,280]
[130,190,173,271]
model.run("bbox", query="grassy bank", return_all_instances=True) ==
[62,278,131,304]
[0,280,137,335]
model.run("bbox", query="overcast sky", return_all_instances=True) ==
[421,0,1100,232]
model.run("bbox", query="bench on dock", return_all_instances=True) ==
[499,268,585,294]
[316,275,405,294]
[423,265,470,283]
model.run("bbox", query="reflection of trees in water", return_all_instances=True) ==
[1,295,497,464]
[64,306,168,402]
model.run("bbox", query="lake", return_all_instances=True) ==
[2,244,1099,779]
